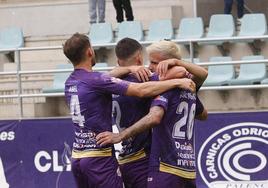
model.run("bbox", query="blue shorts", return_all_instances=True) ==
[71,156,123,188]
[119,157,149,188]
[147,170,196,188]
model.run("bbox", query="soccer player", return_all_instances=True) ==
[112,38,190,188]
[97,41,208,188]
[146,41,208,187]
[146,40,208,119]
[63,33,195,188]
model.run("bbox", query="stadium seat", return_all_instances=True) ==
[43,64,73,93]
[237,14,267,54]
[89,23,113,45]
[204,14,235,45]
[228,56,266,85]
[177,17,204,40]
[147,19,173,41]
[117,21,143,41]
[238,14,267,37]
[204,56,235,86]
[261,78,268,84]
[0,27,24,49]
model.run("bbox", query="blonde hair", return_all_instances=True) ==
[146,40,181,59]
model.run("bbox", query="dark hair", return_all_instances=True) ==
[63,33,91,66]
[115,38,142,60]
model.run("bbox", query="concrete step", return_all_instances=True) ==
[0,96,69,119]
[2,61,67,71]
[0,0,190,37]
[199,89,268,112]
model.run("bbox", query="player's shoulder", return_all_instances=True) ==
[163,87,183,99]
[122,72,159,83]
[122,74,140,83]
[91,72,110,82]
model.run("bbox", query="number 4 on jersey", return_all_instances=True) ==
[70,95,85,127]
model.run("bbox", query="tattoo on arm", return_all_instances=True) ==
[122,106,164,140]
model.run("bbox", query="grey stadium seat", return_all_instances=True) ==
[147,19,173,41]
[228,55,266,85]
[204,56,235,86]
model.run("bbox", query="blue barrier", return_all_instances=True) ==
[0,112,268,188]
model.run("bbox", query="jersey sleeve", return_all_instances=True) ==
[195,96,204,116]
[149,73,159,81]
[150,93,169,112]
[92,73,130,95]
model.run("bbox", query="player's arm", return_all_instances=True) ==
[96,106,164,146]
[195,109,208,120]
[94,73,194,97]
[159,66,187,81]
[109,66,151,82]
[156,59,208,88]
[110,65,187,82]
[126,78,196,98]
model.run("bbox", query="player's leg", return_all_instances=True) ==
[80,156,123,188]
[184,178,196,188]
[120,157,149,188]
[147,170,185,188]
[71,159,89,188]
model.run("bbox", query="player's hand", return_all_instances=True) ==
[129,66,151,82]
[177,78,196,93]
[159,66,187,80]
[156,59,178,78]
[96,131,123,146]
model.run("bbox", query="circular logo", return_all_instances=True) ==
[198,122,268,188]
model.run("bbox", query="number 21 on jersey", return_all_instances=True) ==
[70,95,85,127]
[172,101,196,140]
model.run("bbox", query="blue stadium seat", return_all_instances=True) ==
[204,14,235,45]
[117,21,143,41]
[43,64,73,93]
[147,19,173,41]
[89,23,113,45]
[0,27,24,50]
[261,78,268,84]
[228,55,266,85]
[239,14,267,37]
[204,56,235,86]
[177,17,204,40]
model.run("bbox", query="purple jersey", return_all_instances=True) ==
[112,73,159,164]
[65,69,129,158]
[150,89,204,179]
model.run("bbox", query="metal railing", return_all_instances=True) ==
[1,35,268,118]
